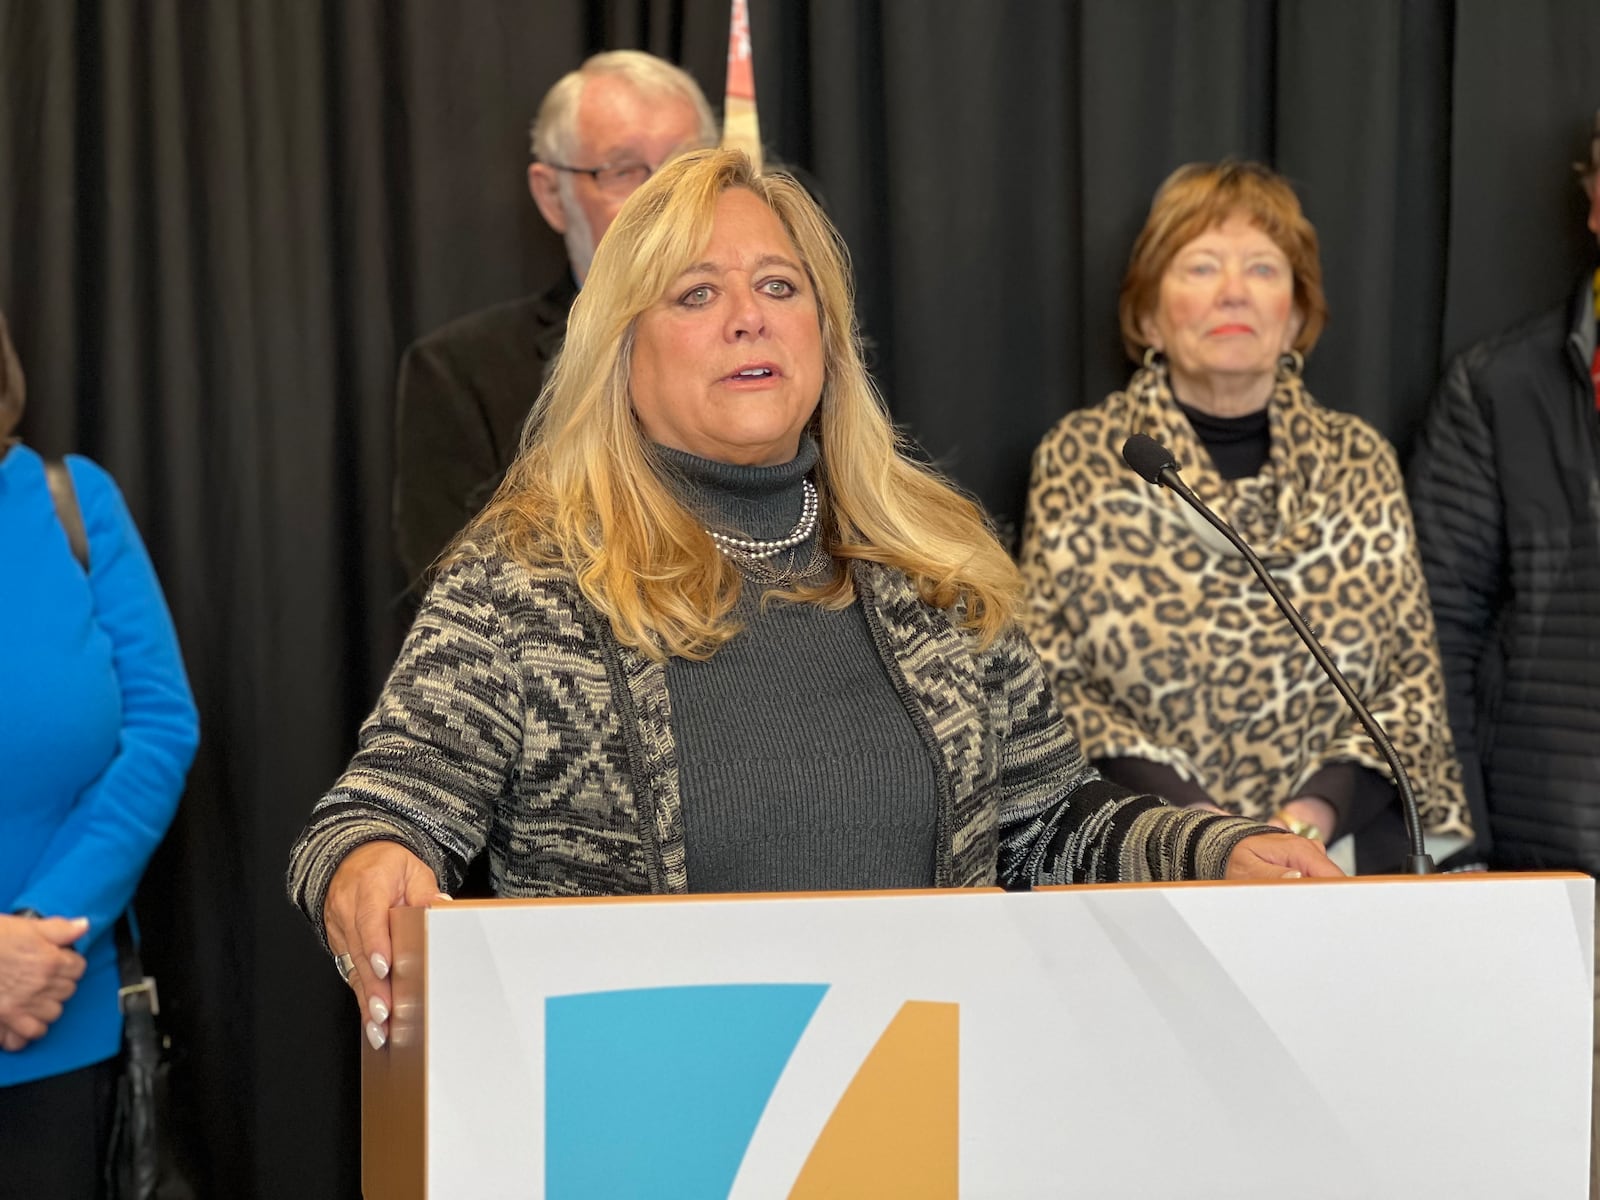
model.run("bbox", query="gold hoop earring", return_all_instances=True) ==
[1142,347,1167,372]
[1277,349,1305,378]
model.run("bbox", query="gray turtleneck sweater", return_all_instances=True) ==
[656,438,939,893]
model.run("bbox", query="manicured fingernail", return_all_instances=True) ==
[370,953,390,979]
[1281,870,1303,879]
[433,893,453,903]
[369,996,389,1024]
[366,1021,387,1050]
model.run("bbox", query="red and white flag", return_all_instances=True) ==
[720,0,763,171]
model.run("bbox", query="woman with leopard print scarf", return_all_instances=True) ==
[1021,161,1471,873]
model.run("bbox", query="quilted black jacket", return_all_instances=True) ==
[1408,276,1600,872]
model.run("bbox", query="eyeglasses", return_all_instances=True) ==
[541,159,654,198]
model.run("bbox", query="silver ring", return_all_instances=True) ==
[334,952,356,983]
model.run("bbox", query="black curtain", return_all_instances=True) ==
[1,2,1595,1195]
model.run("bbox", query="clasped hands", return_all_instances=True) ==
[0,912,90,1052]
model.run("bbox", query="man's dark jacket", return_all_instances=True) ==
[1408,276,1600,872]
[393,276,577,590]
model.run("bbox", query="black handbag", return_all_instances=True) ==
[105,917,196,1200]
[39,458,197,1198]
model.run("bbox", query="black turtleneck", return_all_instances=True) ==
[654,438,939,893]
[1175,399,1270,481]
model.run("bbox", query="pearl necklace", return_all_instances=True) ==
[705,479,818,561]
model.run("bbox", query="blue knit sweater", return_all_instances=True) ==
[0,446,198,1087]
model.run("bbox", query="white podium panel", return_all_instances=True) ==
[365,874,1593,1199]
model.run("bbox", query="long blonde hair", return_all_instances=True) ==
[459,148,1020,660]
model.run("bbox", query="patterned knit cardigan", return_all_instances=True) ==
[287,554,1269,940]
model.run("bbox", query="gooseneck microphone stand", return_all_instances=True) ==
[1121,433,1434,874]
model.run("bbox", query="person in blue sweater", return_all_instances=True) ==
[0,310,199,1198]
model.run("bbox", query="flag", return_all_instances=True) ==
[721,0,763,172]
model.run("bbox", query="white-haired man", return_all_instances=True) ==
[394,51,715,589]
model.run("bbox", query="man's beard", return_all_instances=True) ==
[559,187,597,285]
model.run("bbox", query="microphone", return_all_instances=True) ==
[1119,433,1434,874]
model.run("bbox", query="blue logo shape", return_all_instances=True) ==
[546,983,829,1198]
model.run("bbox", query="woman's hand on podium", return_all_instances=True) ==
[324,841,446,1049]
[1224,831,1346,881]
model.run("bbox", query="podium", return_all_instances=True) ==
[363,874,1592,1199]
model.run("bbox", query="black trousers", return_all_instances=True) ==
[0,1055,118,1200]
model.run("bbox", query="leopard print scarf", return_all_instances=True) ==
[1021,361,1470,838]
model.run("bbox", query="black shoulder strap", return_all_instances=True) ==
[42,464,147,1003]
[43,456,90,572]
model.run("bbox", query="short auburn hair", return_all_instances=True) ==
[1117,160,1327,363]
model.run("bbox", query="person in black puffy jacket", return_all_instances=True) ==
[1407,109,1600,1200]
[1408,112,1600,875]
